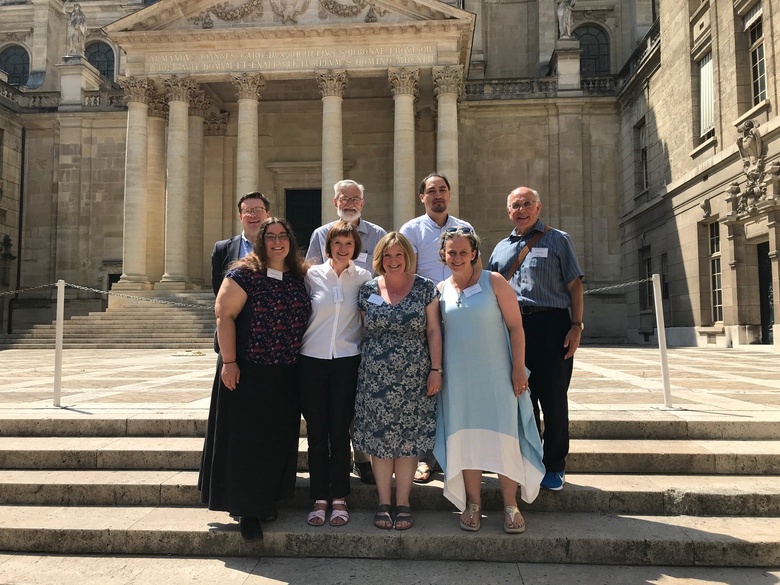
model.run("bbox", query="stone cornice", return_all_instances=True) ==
[316,69,347,98]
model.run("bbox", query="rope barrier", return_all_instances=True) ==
[584,277,652,295]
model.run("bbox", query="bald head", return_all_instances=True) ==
[506,186,543,236]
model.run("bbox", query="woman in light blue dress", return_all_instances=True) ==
[433,228,544,533]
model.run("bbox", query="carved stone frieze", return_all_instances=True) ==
[318,0,387,22]
[0,30,33,44]
[432,65,463,97]
[205,111,230,136]
[270,0,311,24]
[388,67,419,97]
[190,0,264,29]
[164,75,198,103]
[316,69,347,98]
[232,73,266,100]
[120,76,153,104]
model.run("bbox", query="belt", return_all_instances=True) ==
[519,305,560,315]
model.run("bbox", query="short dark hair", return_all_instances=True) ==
[325,221,363,260]
[439,228,481,266]
[237,192,271,214]
[418,172,451,195]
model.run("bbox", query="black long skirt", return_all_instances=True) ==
[198,355,300,519]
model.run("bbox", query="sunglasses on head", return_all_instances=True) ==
[444,226,473,234]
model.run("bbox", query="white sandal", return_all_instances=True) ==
[504,505,526,534]
[330,499,349,527]
[307,500,327,526]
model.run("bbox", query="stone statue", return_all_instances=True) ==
[557,0,576,39]
[66,4,87,56]
[735,120,767,213]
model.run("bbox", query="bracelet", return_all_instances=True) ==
[223,360,236,365]
[430,368,443,373]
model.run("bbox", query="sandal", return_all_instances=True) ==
[307,500,327,526]
[330,499,349,527]
[413,462,434,484]
[374,504,394,530]
[393,505,413,531]
[504,505,526,534]
[459,503,481,532]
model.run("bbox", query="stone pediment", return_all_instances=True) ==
[105,0,474,79]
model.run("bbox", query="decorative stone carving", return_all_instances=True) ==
[189,89,212,118]
[191,0,264,29]
[205,112,229,136]
[318,0,387,22]
[316,69,347,98]
[120,77,153,104]
[557,0,576,39]
[66,3,88,56]
[432,66,464,97]
[164,75,198,103]
[0,30,33,44]
[735,119,767,214]
[232,73,265,100]
[147,90,168,119]
[270,0,311,24]
[388,67,419,97]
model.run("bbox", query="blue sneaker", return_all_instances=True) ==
[540,471,565,491]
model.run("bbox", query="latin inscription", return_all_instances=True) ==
[145,45,437,74]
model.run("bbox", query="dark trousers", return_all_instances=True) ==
[522,307,573,473]
[297,354,360,500]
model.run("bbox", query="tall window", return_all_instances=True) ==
[698,52,714,139]
[640,247,653,310]
[573,25,610,75]
[745,2,766,105]
[0,45,30,86]
[709,222,723,323]
[86,42,115,81]
[637,121,649,193]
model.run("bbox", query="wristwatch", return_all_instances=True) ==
[571,321,584,331]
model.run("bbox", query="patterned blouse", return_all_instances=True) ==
[227,266,311,365]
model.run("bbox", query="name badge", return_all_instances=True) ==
[367,293,385,305]
[332,285,344,303]
[357,252,368,263]
[267,268,284,280]
[463,284,482,298]
[529,247,548,258]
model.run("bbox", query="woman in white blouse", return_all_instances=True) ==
[298,221,371,527]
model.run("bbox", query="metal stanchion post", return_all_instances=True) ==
[53,279,64,408]
[652,273,673,408]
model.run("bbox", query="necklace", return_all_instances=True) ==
[384,276,410,302]
[454,266,476,307]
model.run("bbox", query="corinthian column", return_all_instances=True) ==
[115,76,152,290]
[146,89,167,284]
[316,69,347,220]
[159,75,196,289]
[389,68,419,227]
[188,88,210,286]
[433,65,463,216]
[232,73,264,202]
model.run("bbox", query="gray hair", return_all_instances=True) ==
[333,180,365,198]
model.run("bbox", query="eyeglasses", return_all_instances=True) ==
[241,207,267,216]
[509,201,538,210]
[337,196,363,205]
[264,233,290,242]
[444,226,473,234]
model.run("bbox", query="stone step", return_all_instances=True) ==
[1,470,779,517]
[0,342,213,350]
[0,505,778,566]
[2,437,779,475]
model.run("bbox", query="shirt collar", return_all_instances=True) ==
[241,232,253,247]
[326,259,355,275]
[422,213,452,229]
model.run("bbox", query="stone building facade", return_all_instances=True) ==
[0,0,777,349]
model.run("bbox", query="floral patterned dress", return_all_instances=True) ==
[353,275,438,458]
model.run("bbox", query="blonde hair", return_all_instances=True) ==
[372,232,415,276]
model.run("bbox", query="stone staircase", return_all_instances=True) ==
[0,292,215,350]
[1,415,779,565]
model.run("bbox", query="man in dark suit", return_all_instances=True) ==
[211,192,271,295]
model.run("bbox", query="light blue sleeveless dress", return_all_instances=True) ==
[433,270,545,510]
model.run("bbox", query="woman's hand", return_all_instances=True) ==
[221,361,240,390]
[511,367,528,397]
[427,370,442,397]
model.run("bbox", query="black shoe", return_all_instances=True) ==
[239,516,263,541]
[262,506,278,523]
[354,461,376,485]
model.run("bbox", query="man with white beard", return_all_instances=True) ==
[305,179,387,485]
[306,180,387,275]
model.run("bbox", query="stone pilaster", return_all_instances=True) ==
[317,69,347,219]
[232,73,265,202]
[115,76,153,290]
[433,65,463,216]
[188,88,210,286]
[146,87,167,284]
[389,67,419,227]
[158,75,197,289]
